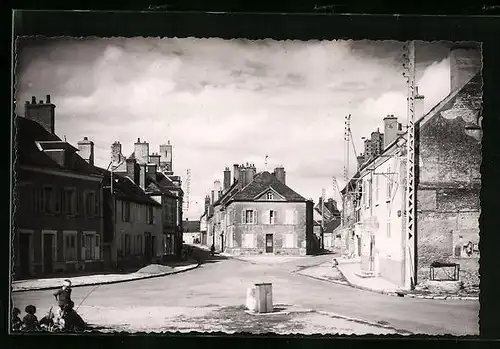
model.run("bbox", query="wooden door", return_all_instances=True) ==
[265,234,273,253]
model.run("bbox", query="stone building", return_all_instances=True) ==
[93,165,164,270]
[206,163,316,256]
[183,219,201,244]
[14,95,104,279]
[341,43,482,290]
[313,197,341,250]
[110,139,184,260]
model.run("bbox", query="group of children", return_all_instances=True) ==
[12,279,86,332]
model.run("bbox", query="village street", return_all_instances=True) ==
[12,255,479,335]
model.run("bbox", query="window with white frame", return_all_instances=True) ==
[63,232,77,261]
[242,234,254,248]
[85,191,97,217]
[269,210,277,224]
[242,209,256,224]
[266,192,274,200]
[284,233,295,248]
[63,188,77,215]
[81,233,100,260]
[122,202,131,222]
[285,210,295,225]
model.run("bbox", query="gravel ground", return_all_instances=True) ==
[78,304,398,335]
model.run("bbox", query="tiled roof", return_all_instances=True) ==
[93,167,161,206]
[231,171,306,202]
[183,220,201,232]
[15,116,99,176]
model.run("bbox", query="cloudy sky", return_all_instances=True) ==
[15,38,454,219]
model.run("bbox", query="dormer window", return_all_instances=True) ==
[266,192,274,200]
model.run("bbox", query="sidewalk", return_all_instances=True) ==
[12,263,199,292]
[295,262,349,285]
[335,259,400,295]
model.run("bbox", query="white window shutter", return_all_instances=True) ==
[274,210,278,224]
[253,210,258,224]
[241,209,245,224]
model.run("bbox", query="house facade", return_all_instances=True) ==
[207,163,316,256]
[111,139,184,260]
[14,96,104,279]
[183,219,201,244]
[344,43,482,290]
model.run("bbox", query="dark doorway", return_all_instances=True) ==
[265,234,274,253]
[369,235,375,272]
[19,233,31,277]
[220,234,224,252]
[43,234,54,273]
[151,236,157,259]
[144,233,152,263]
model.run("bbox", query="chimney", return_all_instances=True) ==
[77,136,95,165]
[214,180,222,199]
[159,141,173,173]
[138,163,147,189]
[223,167,231,192]
[126,158,138,184]
[204,195,211,214]
[274,166,286,184]
[357,154,365,168]
[147,163,158,175]
[25,94,56,134]
[211,190,215,205]
[111,141,123,164]
[245,165,256,186]
[134,138,149,165]
[449,43,482,92]
[383,114,399,149]
[415,86,425,120]
[149,153,161,167]
[233,164,240,184]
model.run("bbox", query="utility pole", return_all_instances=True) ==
[184,169,191,211]
[344,114,351,186]
[403,40,417,290]
[321,188,326,250]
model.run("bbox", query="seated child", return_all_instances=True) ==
[22,305,39,331]
[11,307,22,331]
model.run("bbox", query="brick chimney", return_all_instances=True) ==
[223,167,231,192]
[149,153,161,167]
[383,115,399,149]
[77,137,95,165]
[111,141,123,164]
[233,164,240,184]
[134,138,149,165]
[139,163,147,189]
[204,195,211,214]
[449,43,481,93]
[214,180,222,200]
[159,140,173,173]
[274,166,286,185]
[25,94,56,134]
[126,158,138,184]
[244,164,256,187]
[147,163,158,175]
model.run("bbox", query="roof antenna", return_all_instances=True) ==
[265,155,269,171]
[64,135,67,142]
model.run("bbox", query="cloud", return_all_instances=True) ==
[14,38,453,219]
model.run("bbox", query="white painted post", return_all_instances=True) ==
[246,286,257,312]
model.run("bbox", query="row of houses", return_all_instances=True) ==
[337,43,482,290]
[198,164,322,256]
[13,96,184,279]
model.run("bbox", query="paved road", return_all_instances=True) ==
[12,254,479,335]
